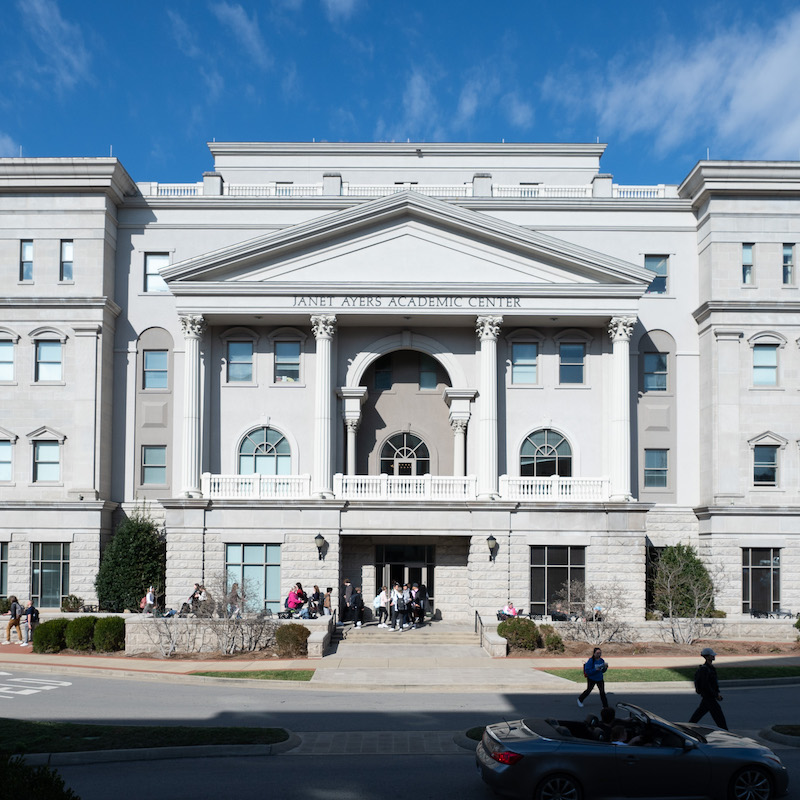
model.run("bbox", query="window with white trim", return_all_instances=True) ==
[742,548,780,614]
[35,341,62,382]
[143,350,168,389]
[0,440,12,482]
[753,445,778,486]
[644,255,668,294]
[511,342,538,384]
[33,440,60,482]
[783,244,794,285]
[31,542,70,608]
[226,543,282,613]
[0,340,14,382]
[644,449,668,488]
[144,253,170,293]
[274,340,300,383]
[60,240,73,281]
[239,427,291,475]
[753,344,778,387]
[521,429,572,477]
[141,445,167,485]
[419,353,439,390]
[227,341,253,382]
[643,352,667,392]
[530,545,585,617]
[20,240,33,282]
[559,343,585,384]
[742,244,754,285]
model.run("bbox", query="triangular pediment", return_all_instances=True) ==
[163,192,652,294]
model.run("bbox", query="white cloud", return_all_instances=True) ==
[167,9,203,60]
[0,133,20,157]
[16,0,92,92]
[501,93,533,129]
[374,70,447,142]
[321,0,360,24]
[210,2,272,70]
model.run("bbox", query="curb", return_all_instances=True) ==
[758,728,800,749]
[453,731,479,752]
[18,732,301,767]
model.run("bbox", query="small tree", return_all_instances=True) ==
[653,543,718,644]
[95,508,166,612]
[554,580,633,645]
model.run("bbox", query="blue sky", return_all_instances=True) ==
[2,0,800,185]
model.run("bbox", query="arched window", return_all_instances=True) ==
[521,429,572,477]
[238,428,291,476]
[380,433,430,476]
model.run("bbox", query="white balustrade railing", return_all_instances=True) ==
[493,184,593,198]
[499,475,610,502]
[224,183,323,197]
[201,473,312,499]
[612,184,666,199]
[154,183,202,197]
[333,473,478,500]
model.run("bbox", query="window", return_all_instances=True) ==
[783,244,794,285]
[419,354,439,390]
[60,240,73,281]
[225,543,281,613]
[643,352,667,391]
[239,427,290,475]
[274,341,300,383]
[753,445,778,486]
[0,441,11,482]
[144,253,170,292]
[0,341,13,381]
[0,542,7,597]
[35,341,62,382]
[374,354,392,390]
[380,433,430,476]
[644,255,668,294]
[753,344,778,387]
[227,341,253,382]
[141,446,167,485]
[33,441,60,482]
[742,548,780,614]
[559,343,585,384]
[20,240,33,281]
[742,244,754,285]
[143,350,168,389]
[31,542,70,608]
[644,449,668,488]
[521,429,572,477]
[530,545,585,617]
[511,342,538,384]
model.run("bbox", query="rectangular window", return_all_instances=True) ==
[60,240,73,281]
[753,344,778,387]
[742,548,780,614]
[529,545,585,617]
[20,240,33,281]
[144,253,170,293]
[274,341,300,383]
[225,543,281,613]
[374,355,392,391]
[35,341,62,382]
[0,341,13,381]
[783,244,794,285]
[644,449,668,488]
[141,445,167,485]
[419,354,438,390]
[753,445,778,486]
[511,342,538,384]
[227,341,253,382]
[0,542,7,597]
[643,352,667,391]
[742,244,754,285]
[143,350,168,389]
[644,255,668,294]
[559,343,585,384]
[33,441,60,482]
[31,542,69,608]
[0,441,11,482]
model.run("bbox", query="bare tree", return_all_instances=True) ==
[554,580,634,645]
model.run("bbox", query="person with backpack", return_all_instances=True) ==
[3,596,24,645]
[351,586,365,628]
[22,600,39,645]
[689,647,728,730]
[577,646,609,708]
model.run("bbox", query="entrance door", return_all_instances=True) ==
[382,562,429,591]
[375,543,435,605]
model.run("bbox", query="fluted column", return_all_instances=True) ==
[311,315,337,497]
[345,418,360,476]
[180,314,206,498]
[476,315,502,499]
[451,418,468,477]
[608,316,636,502]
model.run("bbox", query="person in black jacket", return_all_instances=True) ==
[689,647,728,730]
[351,586,365,628]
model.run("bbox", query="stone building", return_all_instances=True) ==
[0,142,798,620]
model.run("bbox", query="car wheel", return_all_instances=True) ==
[535,773,582,800]
[729,767,773,800]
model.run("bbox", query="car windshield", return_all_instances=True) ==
[616,704,705,743]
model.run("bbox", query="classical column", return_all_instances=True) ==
[451,418,468,477]
[311,315,337,497]
[180,314,206,498]
[345,418,360,476]
[476,316,502,499]
[608,316,636,502]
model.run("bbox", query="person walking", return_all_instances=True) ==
[376,585,389,627]
[143,585,156,615]
[390,582,406,631]
[577,646,609,708]
[351,586,364,628]
[22,600,39,645]
[689,647,728,730]
[323,587,332,616]
[3,596,24,644]
[341,578,353,625]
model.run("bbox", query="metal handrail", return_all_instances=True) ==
[474,610,485,647]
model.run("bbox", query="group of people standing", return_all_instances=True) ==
[340,579,429,631]
[3,596,40,645]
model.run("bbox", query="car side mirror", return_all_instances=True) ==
[683,739,697,751]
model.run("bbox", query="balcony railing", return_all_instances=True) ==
[201,473,610,501]
[492,184,593,198]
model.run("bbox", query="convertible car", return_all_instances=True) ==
[476,703,788,800]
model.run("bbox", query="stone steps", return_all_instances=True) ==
[333,623,479,646]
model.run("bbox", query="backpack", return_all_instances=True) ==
[139,596,147,609]
[284,595,290,609]
[31,608,40,623]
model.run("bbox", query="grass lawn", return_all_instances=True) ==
[190,669,315,681]
[0,718,288,755]
[542,665,800,683]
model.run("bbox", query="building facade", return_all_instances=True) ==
[1,142,798,619]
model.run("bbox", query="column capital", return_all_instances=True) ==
[345,418,361,434]
[476,315,503,341]
[607,316,636,342]
[311,314,337,339]
[180,314,207,338]
[450,418,468,434]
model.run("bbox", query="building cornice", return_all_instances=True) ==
[693,300,800,325]
[0,297,122,317]
[695,505,800,519]
[679,160,800,208]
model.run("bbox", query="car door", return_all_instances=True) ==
[615,738,710,798]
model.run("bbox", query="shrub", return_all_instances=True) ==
[93,616,126,652]
[707,609,727,619]
[33,619,70,653]
[0,755,79,800]
[539,623,565,653]
[497,617,542,650]
[65,616,97,651]
[60,594,83,613]
[0,597,10,615]
[275,622,311,657]
[95,508,166,613]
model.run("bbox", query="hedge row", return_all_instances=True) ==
[32,616,125,654]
